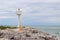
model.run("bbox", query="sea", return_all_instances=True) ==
[30,25,60,37]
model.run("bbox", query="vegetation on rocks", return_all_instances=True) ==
[0,25,17,30]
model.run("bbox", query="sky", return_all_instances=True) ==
[0,0,60,26]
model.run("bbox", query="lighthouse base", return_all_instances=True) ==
[17,26,25,32]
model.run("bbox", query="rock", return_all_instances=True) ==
[0,38,9,40]
[32,30,38,33]
[0,32,5,38]
[25,34,31,37]
[0,27,59,40]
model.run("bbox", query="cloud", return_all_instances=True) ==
[0,0,60,25]
[0,16,16,19]
[47,17,60,22]
[39,0,60,3]
[16,0,60,3]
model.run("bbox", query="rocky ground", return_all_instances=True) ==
[0,27,59,40]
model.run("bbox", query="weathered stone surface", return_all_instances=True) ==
[0,27,59,40]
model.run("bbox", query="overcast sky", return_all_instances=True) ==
[0,0,60,26]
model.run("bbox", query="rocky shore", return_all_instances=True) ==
[0,27,59,40]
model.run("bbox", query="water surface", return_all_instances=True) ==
[31,25,60,37]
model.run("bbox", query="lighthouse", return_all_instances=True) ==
[16,8,22,30]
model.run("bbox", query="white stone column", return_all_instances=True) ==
[16,8,22,29]
[18,15,21,28]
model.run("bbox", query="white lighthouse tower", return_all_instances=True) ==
[16,8,22,29]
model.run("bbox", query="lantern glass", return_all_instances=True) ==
[16,8,22,15]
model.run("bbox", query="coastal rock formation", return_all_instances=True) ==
[0,27,59,40]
